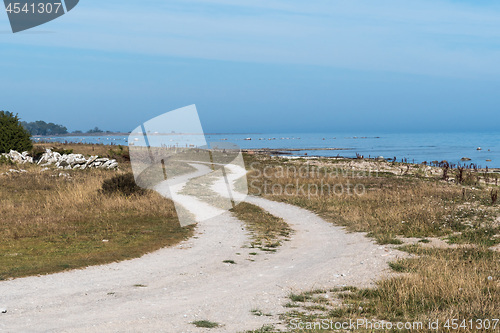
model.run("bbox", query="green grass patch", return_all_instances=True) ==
[231,202,292,250]
[191,320,219,328]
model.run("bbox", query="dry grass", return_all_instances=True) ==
[245,156,498,245]
[0,150,192,280]
[180,171,234,210]
[282,247,499,332]
[243,154,500,331]
[365,246,499,324]
[231,202,292,251]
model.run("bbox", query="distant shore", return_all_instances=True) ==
[33,132,262,137]
[32,131,500,168]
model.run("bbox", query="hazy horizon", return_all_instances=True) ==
[2,0,500,134]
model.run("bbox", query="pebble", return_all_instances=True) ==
[0,308,6,313]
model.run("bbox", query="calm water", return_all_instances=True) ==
[36,131,500,168]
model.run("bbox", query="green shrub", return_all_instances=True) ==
[100,173,147,196]
[53,148,74,155]
[0,111,33,153]
[108,145,130,163]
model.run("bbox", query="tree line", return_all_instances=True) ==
[21,122,113,135]
[21,120,68,136]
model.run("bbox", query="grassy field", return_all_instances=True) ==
[0,143,291,280]
[244,154,499,332]
[0,143,193,280]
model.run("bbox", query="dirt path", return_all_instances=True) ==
[0,165,401,333]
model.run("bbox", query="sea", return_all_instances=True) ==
[34,131,500,168]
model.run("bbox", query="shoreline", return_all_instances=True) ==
[244,149,500,171]
[31,140,500,169]
[32,132,264,137]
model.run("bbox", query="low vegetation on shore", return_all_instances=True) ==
[244,154,499,332]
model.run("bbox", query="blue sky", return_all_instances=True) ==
[1,0,500,133]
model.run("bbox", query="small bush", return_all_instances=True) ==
[108,145,130,163]
[53,148,74,155]
[100,173,147,196]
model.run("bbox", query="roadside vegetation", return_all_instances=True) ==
[231,202,292,252]
[179,164,293,251]
[280,246,499,332]
[0,142,294,280]
[0,143,193,280]
[244,154,500,332]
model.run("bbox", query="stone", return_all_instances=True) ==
[4,150,119,170]
[86,156,98,166]
[37,154,47,165]
[102,159,116,169]
[107,162,119,169]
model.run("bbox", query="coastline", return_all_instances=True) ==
[33,131,500,168]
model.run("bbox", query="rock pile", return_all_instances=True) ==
[1,149,119,170]
[1,150,33,164]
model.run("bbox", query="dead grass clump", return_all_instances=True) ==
[100,172,147,196]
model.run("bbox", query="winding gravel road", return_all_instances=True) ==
[0,164,401,332]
